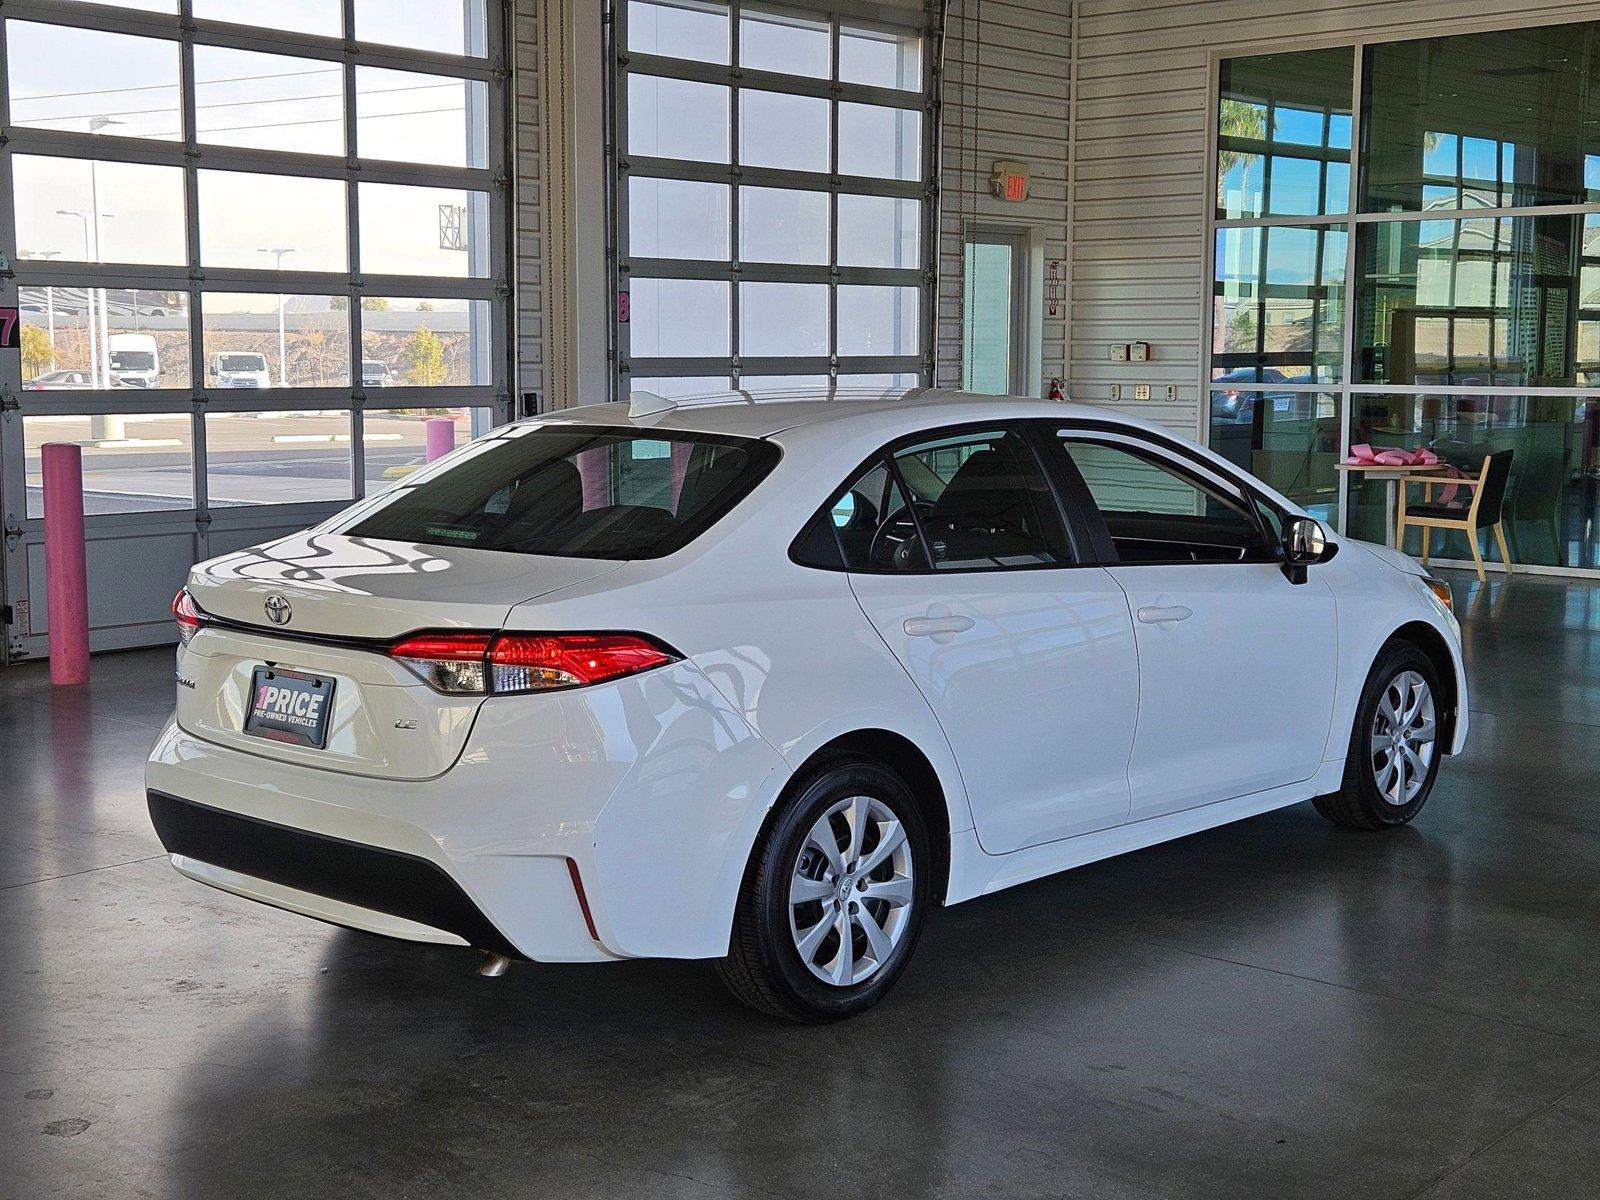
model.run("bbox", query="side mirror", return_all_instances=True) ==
[1282,517,1331,585]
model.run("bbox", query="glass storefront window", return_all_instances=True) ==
[632,178,732,261]
[1212,22,1600,575]
[358,183,491,278]
[19,287,190,390]
[628,0,729,64]
[1216,48,1353,220]
[204,410,354,506]
[1209,389,1341,523]
[1344,393,1600,569]
[1362,22,1600,212]
[356,68,488,168]
[1213,224,1346,383]
[355,0,488,57]
[1356,213,1600,387]
[194,46,346,157]
[629,279,731,358]
[198,170,349,272]
[24,413,193,518]
[202,293,351,389]
[13,157,187,267]
[360,298,492,388]
[363,408,486,491]
[5,22,182,140]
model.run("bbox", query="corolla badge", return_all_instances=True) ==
[263,594,292,625]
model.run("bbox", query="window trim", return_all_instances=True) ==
[1046,421,1285,569]
[787,419,1094,575]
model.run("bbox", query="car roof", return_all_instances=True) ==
[530,386,1180,442]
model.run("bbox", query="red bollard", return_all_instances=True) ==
[424,416,456,463]
[41,442,90,685]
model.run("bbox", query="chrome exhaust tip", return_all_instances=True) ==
[477,952,512,978]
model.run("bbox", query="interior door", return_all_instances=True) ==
[839,425,1139,854]
[1054,430,1338,821]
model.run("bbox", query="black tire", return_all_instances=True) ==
[717,752,932,1023]
[1314,640,1444,830]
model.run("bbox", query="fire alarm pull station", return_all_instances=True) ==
[990,160,1031,202]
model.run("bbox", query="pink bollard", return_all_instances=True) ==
[41,442,91,685]
[424,416,456,463]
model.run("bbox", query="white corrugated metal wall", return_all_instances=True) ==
[1068,0,1600,441]
[936,0,1072,394]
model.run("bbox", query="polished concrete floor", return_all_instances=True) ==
[4,568,1600,1199]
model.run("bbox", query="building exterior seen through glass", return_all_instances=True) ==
[1211,19,1600,572]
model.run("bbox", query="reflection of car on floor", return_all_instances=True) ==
[149,389,1469,1023]
[362,359,395,388]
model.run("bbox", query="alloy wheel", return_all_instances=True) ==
[1370,669,1437,805]
[787,795,915,987]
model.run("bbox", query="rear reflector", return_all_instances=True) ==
[388,631,678,695]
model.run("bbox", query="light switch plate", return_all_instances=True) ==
[1110,384,1122,401]
[1134,384,1151,401]
[1165,385,1178,402]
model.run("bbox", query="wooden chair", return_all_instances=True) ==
[1395,450,1514,582]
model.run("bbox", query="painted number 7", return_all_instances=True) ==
[0,307,18,349]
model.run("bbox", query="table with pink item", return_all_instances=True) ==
[1335,444,1461,550]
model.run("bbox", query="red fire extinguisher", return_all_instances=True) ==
[1048,377,1064,401]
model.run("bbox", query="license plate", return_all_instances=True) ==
[244,667,335,749]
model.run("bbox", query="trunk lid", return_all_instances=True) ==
[177,533,624,780]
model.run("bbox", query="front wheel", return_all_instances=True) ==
[1315,641,1444,830]
[717,753,931,1022]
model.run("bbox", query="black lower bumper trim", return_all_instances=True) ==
[147,790,522,959]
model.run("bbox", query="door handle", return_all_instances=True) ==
[1137,604,1193,625]
[1136,593,1191,626]
[903,614,975,638]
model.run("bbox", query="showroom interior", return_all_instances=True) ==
[4,0,1599,1195]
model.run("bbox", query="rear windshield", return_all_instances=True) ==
[219,354,263,371]
[347,423,780,559]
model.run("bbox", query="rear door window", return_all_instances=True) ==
[798,426,1076,571]
[348,423,778,559]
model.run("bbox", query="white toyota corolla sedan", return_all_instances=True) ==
[147,389,1466,1021]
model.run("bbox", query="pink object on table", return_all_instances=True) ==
[424,416,456,463]
[1344,443,1440,467]
[41,442,91,685]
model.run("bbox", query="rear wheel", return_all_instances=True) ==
[1315,641,1443,830]
[717,753,930,1022]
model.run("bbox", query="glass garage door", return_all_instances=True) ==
[0,1,511,663]
[612,0,934,399]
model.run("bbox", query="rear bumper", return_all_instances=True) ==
[144,658,790,963]
[148,790,524,958]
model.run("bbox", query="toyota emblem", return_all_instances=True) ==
[264,594,292,625]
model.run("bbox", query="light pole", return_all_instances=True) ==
[260,247,296,386]
[56,209,98,385]
[87,116,121,389]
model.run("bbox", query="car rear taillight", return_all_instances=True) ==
[173,588,206,647]
[388,632,678,695]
